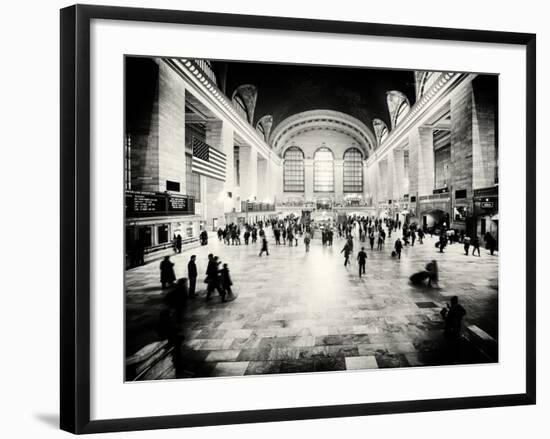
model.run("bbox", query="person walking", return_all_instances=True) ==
[438,234,447,253]
[463,235,471,255]
[417,228,424,244]
[304,232,311,253]
[394,237,403,260]
[187,255,197,297]
[205,254,223,301]
[219,263,233,302]
[341,242,351,267]
[377,233,384,251]
[160,256,176,289]
[259,237,270,256]
[426,259,439,288]
[369,231,375,251]
[357,247,367,277]
[471,235,481,256]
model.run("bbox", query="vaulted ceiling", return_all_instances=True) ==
[215,60,417,134]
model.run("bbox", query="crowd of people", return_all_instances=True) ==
[159,252,235,303]
[157,213,497,347]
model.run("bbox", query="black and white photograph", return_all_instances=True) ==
[124,57,499,380]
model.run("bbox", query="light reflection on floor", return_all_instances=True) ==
[125,226,498,379]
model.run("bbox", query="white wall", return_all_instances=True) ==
[1,1,547,439]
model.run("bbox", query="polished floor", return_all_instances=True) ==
[125,226,498,379]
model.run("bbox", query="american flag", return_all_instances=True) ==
[191,137,226,182]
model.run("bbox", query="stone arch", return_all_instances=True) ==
[255,115,273,142]
[372,118,390,148]
[231,84,258,124]
[270,110,376,157]
[386,90,411,129]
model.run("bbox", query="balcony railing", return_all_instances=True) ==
[194,59,217,86]
[241,201,275,212]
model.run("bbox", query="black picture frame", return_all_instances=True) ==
[60,4,536,434]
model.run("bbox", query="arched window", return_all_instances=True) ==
[343,148,363,193]
[283,147,305,192]
[233,95,248,121]
[314,147,334,192]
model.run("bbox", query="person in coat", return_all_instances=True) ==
[463,235,471,255]
[160,256,176,289]
[341,242,351,266]
[259,237,269,256]
[485,232,497,255]
[187,255,197,297]
[304,232,311,253]
[357,247,367,277]
[394,237,403,260]
[471,235,481,256]
[440,296,467,340]
[425,259,439,288]
[205,254,223,300]
[220,263,233,301]
[438,234,447,253]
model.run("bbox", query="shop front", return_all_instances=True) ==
[392,197,412,226]
[473,186,499,245]
[419,193,451,232]
[377,200,391,219]
[125,191,200,268]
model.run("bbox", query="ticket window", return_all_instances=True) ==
[185,222,195,239]
[138,226,152,248]
[157,224,170,245]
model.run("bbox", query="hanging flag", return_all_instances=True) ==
[191,137,226,182]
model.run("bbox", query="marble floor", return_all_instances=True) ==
[125,227,498,380]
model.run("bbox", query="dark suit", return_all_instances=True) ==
[188,260,197,296]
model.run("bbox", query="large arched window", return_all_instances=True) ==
[314,147,334,192]
[283,146,305,192]
[343,147,363,193]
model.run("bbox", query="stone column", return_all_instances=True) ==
[158,62,187,193]
[450,82,474,199]
[377,159,389,203]
[204,120,235,229]
[385,153,395,202]
[127,58,159,193]
[269,158,283,203]
[366,160,379,208]
[257,156,269,201]
[407,132,419,199]
[414,126,435,196]
[471,76,497,189]
[334,159,344,203]
[392,149,405,200]
[239,145,258,201]
[363,161,369,203]
[304,158,314,201]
